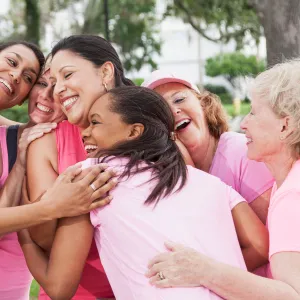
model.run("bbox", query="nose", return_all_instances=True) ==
[53,81,66,98]
[82,126,92,141]
[171,106,181,115]
[40,85,53,102]
[9,70,21,84]
[240,114,248,131]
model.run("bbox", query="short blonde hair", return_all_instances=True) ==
[193,90,229,139]
[251,59,300,156]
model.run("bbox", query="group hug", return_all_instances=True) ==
[0,34,299,300]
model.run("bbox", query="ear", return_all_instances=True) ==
[99,61,115,89]
[279,115,294,140]
[127,123,144,140]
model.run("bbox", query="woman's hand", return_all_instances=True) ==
[146,241,210,288]
[17,123,57,169]
[42,162,118,218]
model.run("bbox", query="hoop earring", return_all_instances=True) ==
[103,82,108,92]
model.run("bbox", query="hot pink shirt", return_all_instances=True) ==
[261,159,300,278]
[210,132,274,203]
[39,121,114,300]
[86,157,247,300]
[0,126,32,300]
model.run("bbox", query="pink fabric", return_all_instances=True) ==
[0,126,32,300]
[210,132,274,203]
[39,121,114,300]
[87,157,247,300]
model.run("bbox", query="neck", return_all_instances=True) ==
[264,149,297,188]
[188,136,218,173]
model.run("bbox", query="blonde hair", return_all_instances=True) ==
[251,58,300,156]
[193,90,229,139]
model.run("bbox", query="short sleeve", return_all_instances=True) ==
[90,209,101,228]
[268,190,300,258]
[227,185,247,210]
[239,155,274,203]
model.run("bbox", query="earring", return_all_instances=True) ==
[103,82,108,92]
[280,136,284,140]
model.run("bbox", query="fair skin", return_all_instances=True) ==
[20,92,268,299]
[155,82,271,224]
[146,94,300,299]
[27,50,117,250]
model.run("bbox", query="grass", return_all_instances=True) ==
[223,102,251,117]
[28,102,250,299]
[30,280,39,298]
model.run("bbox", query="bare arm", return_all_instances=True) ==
[249,188,272,224]
[26,131,60,250]
[19,214,93,300]
[0,115,22,126]
[0,124,57,209]
[232,202,269,271]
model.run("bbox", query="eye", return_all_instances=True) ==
[91,119,100,125]
[24,74,33,84]
[174,97,185,104]
[7,58,17,67]
[37,81,47,87]
[64,72,73,79]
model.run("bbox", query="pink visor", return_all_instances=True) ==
[142,70,200,93]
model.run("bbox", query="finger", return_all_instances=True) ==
[79,165,103,186]
[60,163,83,182]
[22,178,31,205]
[146,261,166,277]
[90,178,118,202]
[89,195,113,211]
[147,252,170,268]
[31,123,57,130]
[150,278,171,288]
[164,241,185,252]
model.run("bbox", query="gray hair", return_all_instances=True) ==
[250,58,300,156]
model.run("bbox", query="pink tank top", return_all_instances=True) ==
[0,126,32,300]
[39,121,114,300]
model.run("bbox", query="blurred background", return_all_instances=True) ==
[1,0,299,131]
[0,1,299,298]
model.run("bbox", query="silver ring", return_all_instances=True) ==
[90,183,97,191]
[158,271,165,280]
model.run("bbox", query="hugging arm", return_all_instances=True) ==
[19,214,93,300]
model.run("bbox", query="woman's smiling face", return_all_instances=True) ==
[0,44,40,109]
[50,50,108,128]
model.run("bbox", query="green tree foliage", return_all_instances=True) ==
[1,103,29,123]
[205,52,265,88]
[165,0,261,49]
[0,0,160,72]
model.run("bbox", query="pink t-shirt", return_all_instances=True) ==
[262,159,300,278]
[86,157,247,300]
[0,126,32,300]
[210,132,274,203]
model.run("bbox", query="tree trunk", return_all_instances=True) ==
[25,0,40,46]
[250,0,300,66]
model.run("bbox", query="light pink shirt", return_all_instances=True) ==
[210,132,274,203]
[0,127,32,300]
[85,158,247,300]
[261,159,300,278]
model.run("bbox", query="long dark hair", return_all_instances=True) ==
[51,35,134,87]
[0,41,45,71]
[95,86,187,206]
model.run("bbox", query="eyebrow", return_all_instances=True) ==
[58,65,75,73]
[91,113,101,119]
[9,52,38,77]
[171,91,186,98]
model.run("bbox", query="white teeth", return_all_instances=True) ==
[247,138,253,143]
[0,78,12,94]
[63,96,78,108]
[175,119,190,130]
[85,145,98,151]
[37,103,53,113]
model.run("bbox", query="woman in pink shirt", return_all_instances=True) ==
[147,59,300,298]
[142,71,274,224]
[19,86,268,300]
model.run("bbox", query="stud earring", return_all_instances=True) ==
[103,82,108,92]
[280,136,284,140]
